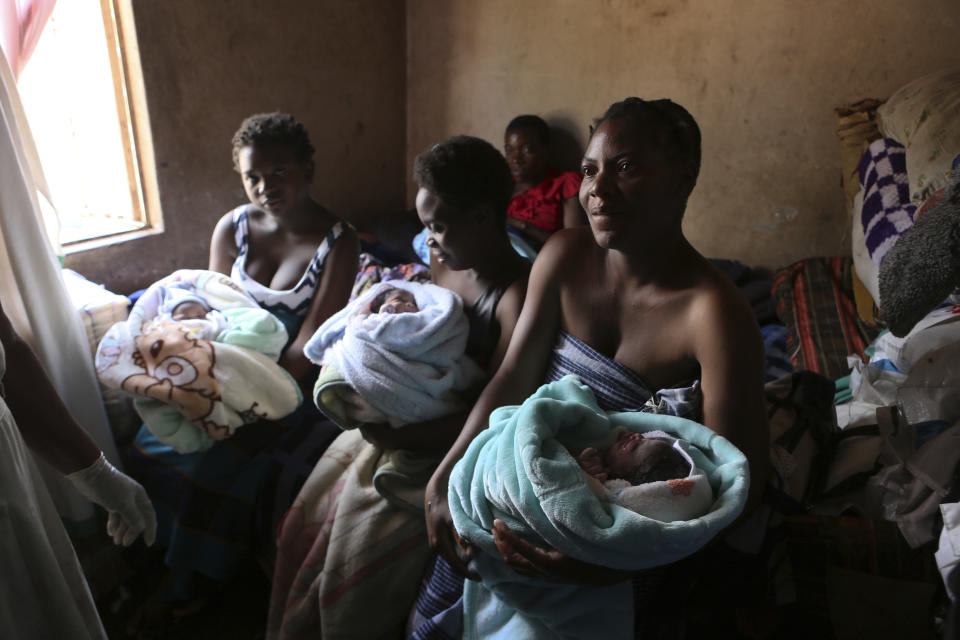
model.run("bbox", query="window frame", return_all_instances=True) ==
[60,0,163,253]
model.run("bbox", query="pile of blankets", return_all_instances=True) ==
[304,280,483,428]
[448,375,749,640]
[95,269,301,453]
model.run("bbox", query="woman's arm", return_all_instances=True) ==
[209,211,237,275]
[562,197,588,229]
[281,226,359,382]
[424,233,570,577]
[691,287,770,511]
[0,299,157,546]
[0,301,100,474]
[357,409,469,454]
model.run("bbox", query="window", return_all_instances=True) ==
[16,0,160,249]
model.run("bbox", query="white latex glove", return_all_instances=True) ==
[67,452,157,547]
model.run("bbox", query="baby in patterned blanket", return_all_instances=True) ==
[156,285,233,340]
[576,429,713,521]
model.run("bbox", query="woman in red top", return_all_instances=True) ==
[504,115,587,247]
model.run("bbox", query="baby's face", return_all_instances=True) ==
[603,432,675,478]
[379,290,418,315]
[171,301,208,321]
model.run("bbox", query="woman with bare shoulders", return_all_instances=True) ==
[266,135,531,638]
[125,113,358,638]
[209,113,358,383]
[420,98,769,638]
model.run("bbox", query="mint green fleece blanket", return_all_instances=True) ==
[448,374,749,640]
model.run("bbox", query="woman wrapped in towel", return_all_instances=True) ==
[418,98,769,640]
[447,375,748,640]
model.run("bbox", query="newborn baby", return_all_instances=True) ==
[156,288,230,340]
[305,280,484,429]
[576,429,713,521]
[170,299,209,321]
[362,287,419,316]
[577,430,689,489]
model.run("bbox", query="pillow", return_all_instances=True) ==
[878,68,960,205]
[772,257,880,379]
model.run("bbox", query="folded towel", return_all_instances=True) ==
[304,281,483,427]
[313,363,390,428]
[95,270,301,452]
[449,374,749,640]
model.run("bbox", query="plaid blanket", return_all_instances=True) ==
[772,257,880,380]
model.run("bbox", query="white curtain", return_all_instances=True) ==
[0,46,119,523]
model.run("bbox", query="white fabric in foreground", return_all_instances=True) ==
[0,341,106,639]
[0,47,116,524]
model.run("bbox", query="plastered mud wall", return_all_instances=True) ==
[405,0,960,268]
[66,0,960,291]
[66,0,406,293]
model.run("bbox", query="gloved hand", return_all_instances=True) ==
[67,452,157,547]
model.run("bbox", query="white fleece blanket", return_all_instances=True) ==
[95,270,301,453]
[304,281,484,426]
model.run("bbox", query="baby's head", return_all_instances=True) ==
[605,432,690,485]
[369,287,419,315]
[171,300,210,321]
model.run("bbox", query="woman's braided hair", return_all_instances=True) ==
[593,97,701,181]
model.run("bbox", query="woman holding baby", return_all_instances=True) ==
[123,113,359,637]
[264,135,532,639]
[420,98,770,638]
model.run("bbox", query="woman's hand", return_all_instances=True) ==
[491,519,635,586]
[425,465,480,581]
[67,453,157,547]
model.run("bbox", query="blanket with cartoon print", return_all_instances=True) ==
[95,269,301,453]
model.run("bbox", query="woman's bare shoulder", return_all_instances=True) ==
[537,227,600,276]
[688,261,760,345]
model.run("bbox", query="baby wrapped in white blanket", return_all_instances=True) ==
[304,281,484,429]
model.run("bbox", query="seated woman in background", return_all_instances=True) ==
[267,135,530,640]
[124,113,357,636]
[503,114,587,249]
[419,98,769,639]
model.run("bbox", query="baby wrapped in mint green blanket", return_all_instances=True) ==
[448,375,749,640]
